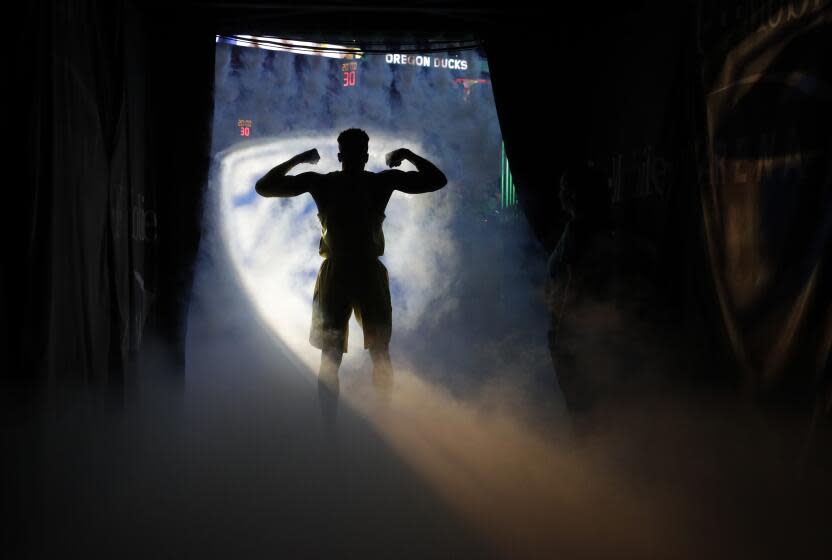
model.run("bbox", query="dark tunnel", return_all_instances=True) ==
[3,1,831,558]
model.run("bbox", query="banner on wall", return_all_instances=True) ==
[699,0,831,398]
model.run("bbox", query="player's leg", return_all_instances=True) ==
[310,258,351,426]
[369,345,393,391]
[318,345,343,393]
[354,258,394,391]
[317,344,343,431]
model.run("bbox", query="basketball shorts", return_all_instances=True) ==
[309,256,393,353]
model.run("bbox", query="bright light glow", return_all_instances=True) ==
[216,35,363,59]
[216,133,457,372]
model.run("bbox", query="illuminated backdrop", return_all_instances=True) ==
[208,36,544,382]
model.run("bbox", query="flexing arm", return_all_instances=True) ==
[382,148,447,194]
[255,148,321,197]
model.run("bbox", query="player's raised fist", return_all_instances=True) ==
[296,148,320,165]
[385,148,412,168]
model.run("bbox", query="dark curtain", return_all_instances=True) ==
[14,1,131,397]
[3,4,214,551]
[485,2,726,388]
[5,2,135,553]
[4,0,215,403]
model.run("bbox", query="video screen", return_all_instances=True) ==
[206,35,546,388]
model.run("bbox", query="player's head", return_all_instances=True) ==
[559,162,610,222]
[337,128,370,172]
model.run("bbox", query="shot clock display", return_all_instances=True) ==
[341,61,358,87]
[237,119,253,137]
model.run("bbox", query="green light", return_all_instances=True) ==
[501,142,505,209]
[500,140,516,208]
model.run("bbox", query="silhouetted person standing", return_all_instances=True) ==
[546,162,655,434]
[547,164,619,429]
[255,129,447,423]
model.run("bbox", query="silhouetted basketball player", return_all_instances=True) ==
[255,129,447,421]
